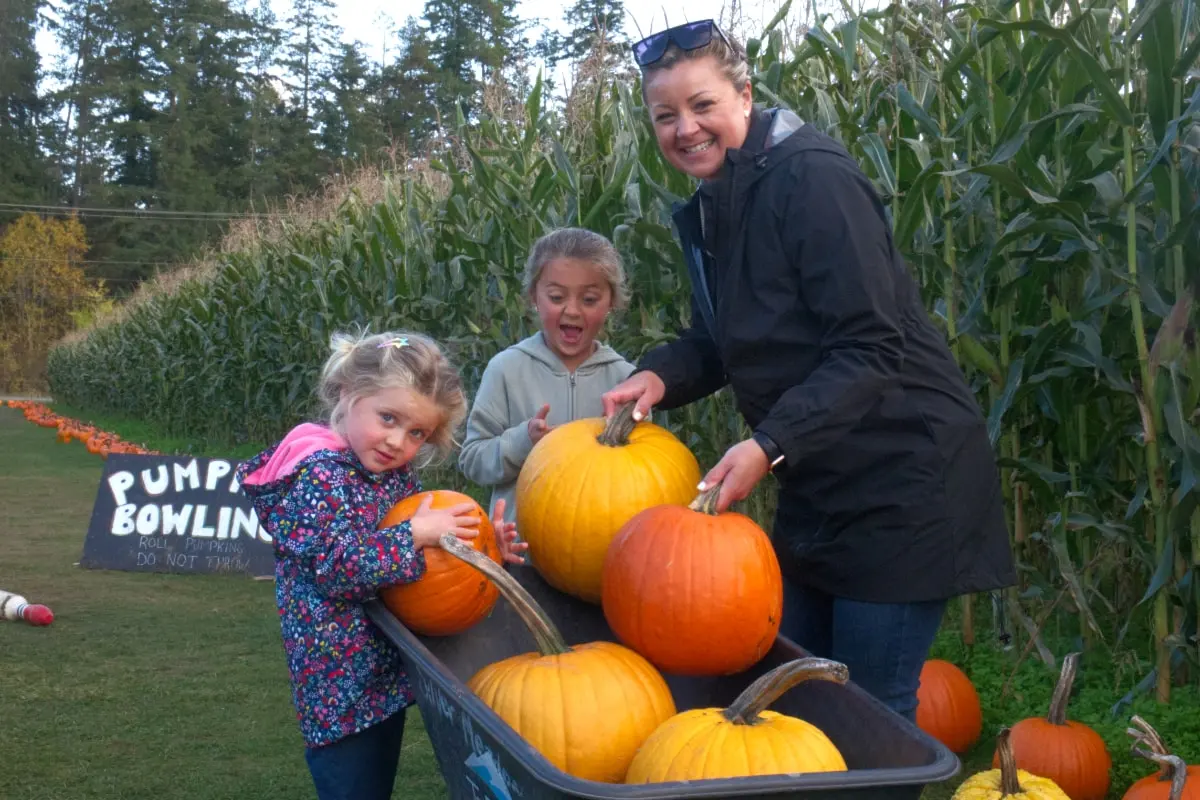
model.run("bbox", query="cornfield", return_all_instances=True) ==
[48,0,1200,702]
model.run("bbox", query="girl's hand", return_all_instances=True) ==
[490,499,529,565]
[602,371,665,422]
[527,403,554,445]
[408,494,481,550]
[699,438,771,512]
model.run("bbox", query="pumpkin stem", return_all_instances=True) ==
[721,657,849,725]
[597,401,638,446]
[996,727,1024,795]
[687,481,722,515]
[439,534,570,656]
[1046,651,1079,726]
[1128,715,1188,800]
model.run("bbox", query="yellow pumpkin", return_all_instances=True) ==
[515,402,700,603]
[440,534,676,783]
[954,728,1072,800]
[625,657,848,783]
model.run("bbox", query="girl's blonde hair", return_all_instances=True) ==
[317,329,467,467]
[522,227,631,310]
[639,26,751,100]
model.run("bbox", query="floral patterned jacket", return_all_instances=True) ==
[236,428,425,748]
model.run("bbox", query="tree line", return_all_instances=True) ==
[0,0,631,289]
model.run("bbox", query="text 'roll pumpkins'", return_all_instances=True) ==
[377,490,501,636]
[601,482,783,676]
[438,534,677,784]
[515,402,700,604]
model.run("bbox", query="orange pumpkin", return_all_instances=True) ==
[601,481,782,676]
[916,659,983,754]
[377,490,502,636]
[994,652,1111,800]
[1123,715,1200,800]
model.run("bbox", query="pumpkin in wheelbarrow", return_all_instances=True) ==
[440,534,676,783]
[378,491,502,637]
[514,401,700,604]
[601,479,782,676]
[625,656,847,782]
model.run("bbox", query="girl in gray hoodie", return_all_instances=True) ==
[459,228,637,521]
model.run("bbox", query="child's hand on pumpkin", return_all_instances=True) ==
[409,494,480,550]
[490,499,528,565]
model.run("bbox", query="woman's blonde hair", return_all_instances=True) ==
[522,227,631,311]
[639,25,751,98]
[317,329,467,467]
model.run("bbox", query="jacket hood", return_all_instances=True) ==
[510,331,629,374]
[241,422,349,486]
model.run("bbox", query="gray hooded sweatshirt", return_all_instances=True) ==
[459,332,637,521]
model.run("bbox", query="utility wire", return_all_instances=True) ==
[0,201,285,220]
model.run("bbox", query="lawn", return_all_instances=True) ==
[0,406,447,800]
[3,402,1198,800]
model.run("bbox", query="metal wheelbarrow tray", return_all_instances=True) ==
[365,564,960,800]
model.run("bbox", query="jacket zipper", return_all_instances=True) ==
[568,372,576,419]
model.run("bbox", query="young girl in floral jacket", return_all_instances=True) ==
[236,329,525,800]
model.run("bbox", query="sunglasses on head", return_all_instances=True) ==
[632,20,733,67]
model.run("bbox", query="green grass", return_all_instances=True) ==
[5,403,1199,800]
[0,406,447,800]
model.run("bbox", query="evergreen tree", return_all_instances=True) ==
[0,0,52,218]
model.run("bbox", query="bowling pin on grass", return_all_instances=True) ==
[0,588,54,626]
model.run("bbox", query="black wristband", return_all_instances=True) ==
[752,431,785,471]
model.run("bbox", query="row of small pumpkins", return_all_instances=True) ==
[378,404,810,784]
[4,400,158,457]
[917,655,1198,800]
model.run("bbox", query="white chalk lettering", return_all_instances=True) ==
[108,471,135,506]
[191,505,215,538]
[111,504,136,535]
[141,465,169,496]
[137,552,157,566]
[173,460,200,492]
[136,504,160,535]
[205,460,231,491]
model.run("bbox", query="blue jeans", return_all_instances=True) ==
[780,579,946,722]
[304,708,407,800]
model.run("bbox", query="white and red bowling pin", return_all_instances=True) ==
[0,588,54,626]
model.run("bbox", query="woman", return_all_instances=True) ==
[601,20,1016,722]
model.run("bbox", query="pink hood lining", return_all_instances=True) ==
[241,422,349,486]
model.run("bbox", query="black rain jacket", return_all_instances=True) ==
[637,106,1016,603]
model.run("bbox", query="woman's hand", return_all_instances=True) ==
[699,438,771,512]
[602,371,666,421]
[490,499,529,565]
[408,495,480,550]
[527,403,554,445]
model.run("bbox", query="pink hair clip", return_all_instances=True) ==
[377,336,410,349]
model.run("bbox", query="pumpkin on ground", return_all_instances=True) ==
[601,480,782,676]
[440,534,677,784]
[625,657,848,782]
[954,728,1071,800]
[1123,715,1200,800]
[515,401,700,604]
[377,491,501,637]
[994,652,1111,800]
[916,659,983,754]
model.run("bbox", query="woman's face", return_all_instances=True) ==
[643,55,752,181]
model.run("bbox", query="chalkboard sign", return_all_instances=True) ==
[80,454,275,578]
